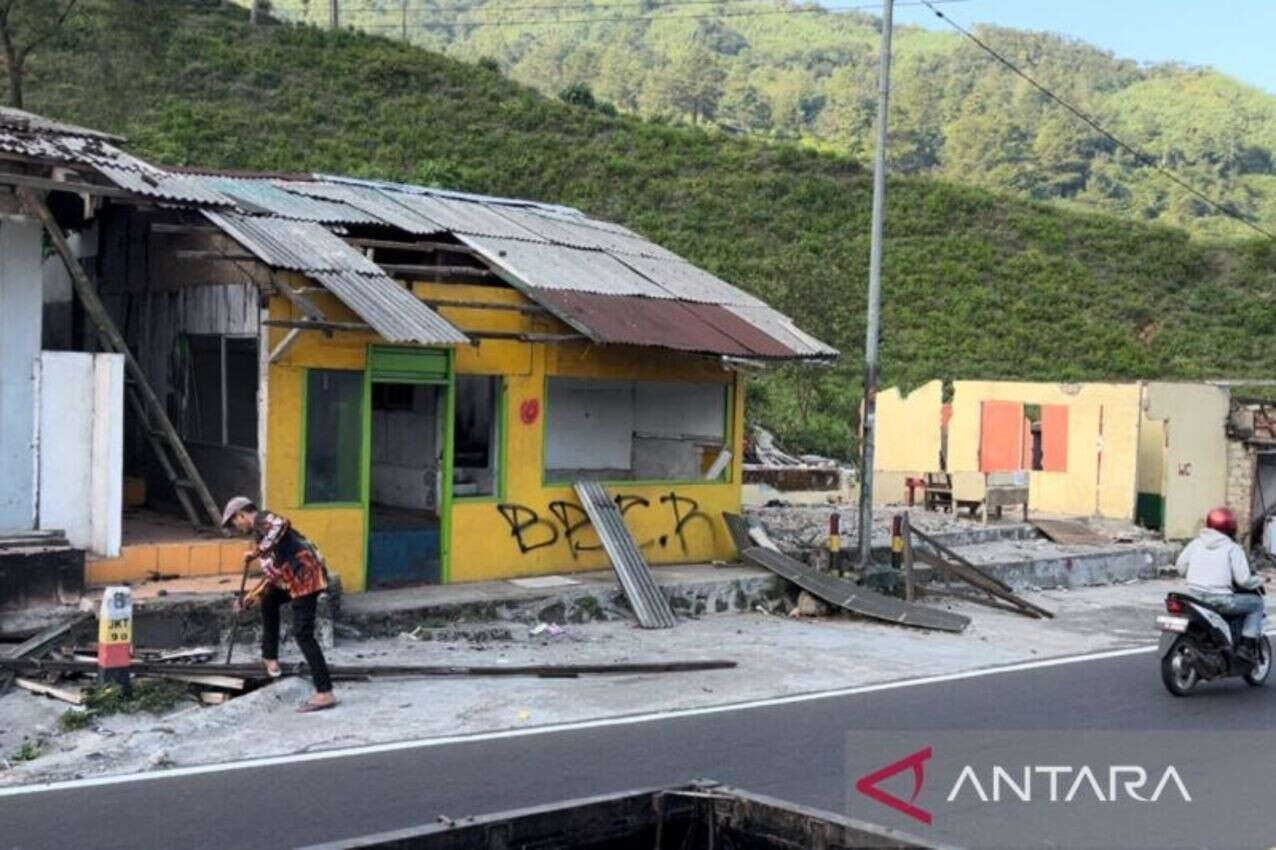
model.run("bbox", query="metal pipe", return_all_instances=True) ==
[858,0,893,570]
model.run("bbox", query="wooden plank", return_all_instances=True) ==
[422,298,548,315]
[741,547,970,633]
[200,691,228,705]
[910,528,1053,619]
[262,318,369,332]
[901,513,916,603]
[346,237,477,255]
[1031,519,1107,547]
[154,672,245,691]
[379,263,495,280]
[4,613,92,661]
[14,677,84,705]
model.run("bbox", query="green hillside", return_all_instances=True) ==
[21,1,1276,458]
[261,0,1276,241]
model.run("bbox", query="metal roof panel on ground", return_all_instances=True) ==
[275,180,445,234]
[461,234,673,298]
[202,211,383,274]
[309,271,468,346]
[186,176,378,223]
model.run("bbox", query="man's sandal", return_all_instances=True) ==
[263,661,282,678]
[297,698,337,713]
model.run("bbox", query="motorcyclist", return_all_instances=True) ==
[1177,507,1265,662]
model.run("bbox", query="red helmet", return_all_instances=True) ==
[1205,507,1238,539]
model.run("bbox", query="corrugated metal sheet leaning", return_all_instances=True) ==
[203,210,467,347]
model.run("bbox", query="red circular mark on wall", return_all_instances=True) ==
[519,398,540,425]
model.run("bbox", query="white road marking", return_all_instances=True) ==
[0,640,1165,799]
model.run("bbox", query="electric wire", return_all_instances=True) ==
[918,0,1276,241]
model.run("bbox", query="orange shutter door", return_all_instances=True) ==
[979,401,1024,472]
[1040,405,1069,472]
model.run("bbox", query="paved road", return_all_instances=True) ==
[2,646,1273,849]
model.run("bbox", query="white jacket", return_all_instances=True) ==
[1179,528,1260,596]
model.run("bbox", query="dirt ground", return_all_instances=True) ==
[0,576,1233,788]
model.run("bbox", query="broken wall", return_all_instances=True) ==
[948,381,1141,519]
[872,380,943,504]
[1143,383,1230,540]
[0,216,43,530]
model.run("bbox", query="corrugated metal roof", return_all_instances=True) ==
[190,177,378,223]
[492,205,679,261]
[725,305,838,359]
[462,234,671,299]
[95,163,235,205]
[310,271,469,346]
[276,181,445,234]
[0,107,120,141]
[387,192,545,240]
[203,211,382,274]
[614,254,766,307]
[203,211,466,347]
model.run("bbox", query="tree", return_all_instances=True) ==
[0,0,79,108]
[648,44,725,125]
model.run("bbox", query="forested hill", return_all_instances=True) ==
[260,0,1276,241]
[21,1,1276,458]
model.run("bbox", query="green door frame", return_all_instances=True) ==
[363,346,455,586]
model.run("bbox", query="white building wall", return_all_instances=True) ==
[37,351,124,556]
[0,216,43,530]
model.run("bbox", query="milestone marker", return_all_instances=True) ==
[97,586,133,695]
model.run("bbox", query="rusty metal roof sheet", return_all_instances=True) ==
[203,211,466,346]
[275,181,444,234]
[530,289,815,358]
[725,305,838,359]
[190,177,377,223]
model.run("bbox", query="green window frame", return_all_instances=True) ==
[301,368,365,506]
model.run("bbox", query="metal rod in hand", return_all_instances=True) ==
[226,554,253,665]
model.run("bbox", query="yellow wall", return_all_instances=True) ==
[1136,403,1166,495]
[1144,382,1229,540]
[263,275,743,591]
[947,381,1141,519]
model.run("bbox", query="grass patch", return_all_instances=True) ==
[57,709,94,733]
[12,739,46,762]
[81,680,190,718]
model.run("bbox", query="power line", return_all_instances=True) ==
[336,0,962,13]
[338,0,970,28]
[918,0,1276,241]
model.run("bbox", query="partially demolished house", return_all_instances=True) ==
[0,107,835,593]
[874,379,1268,543]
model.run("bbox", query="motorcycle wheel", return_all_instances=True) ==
[1244,636,1272,687]
[1161,636,1200,697]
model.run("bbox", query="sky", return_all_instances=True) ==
[883,0,1276,94]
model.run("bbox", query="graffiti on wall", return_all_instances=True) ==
[495,490,717,558]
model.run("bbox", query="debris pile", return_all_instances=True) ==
[743,427,854,497]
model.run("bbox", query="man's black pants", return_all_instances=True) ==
[260,586,333,693]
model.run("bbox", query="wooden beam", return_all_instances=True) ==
[346,237,476,255]
[0,171,134,199]
[268,328,303,363]
[263,318,370,332]
[467,331,584,343]
[18,188,223,528]
[380,263,496,280]
[174,250,256,261]
[3,613,92,661]
[423,298,547,315]
[266,273,325,322]
[150,222,221,235]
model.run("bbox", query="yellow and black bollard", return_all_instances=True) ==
[827,512,842,574]
[97,586,133,696]
[890,515,904,571]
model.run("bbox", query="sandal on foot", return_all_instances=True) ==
[297,699,337,713]
[263,661,282,678]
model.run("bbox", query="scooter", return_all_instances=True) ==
[1158,590,1270,696]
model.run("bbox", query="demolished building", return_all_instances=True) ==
[874,379,1273,544]
[0,106,835,596]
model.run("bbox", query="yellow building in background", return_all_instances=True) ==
[874,379,1232,540]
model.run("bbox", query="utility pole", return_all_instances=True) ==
[249,0,261,25]
[857,0,893,571]
[401,0,409,42]
[329,0,339,29]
